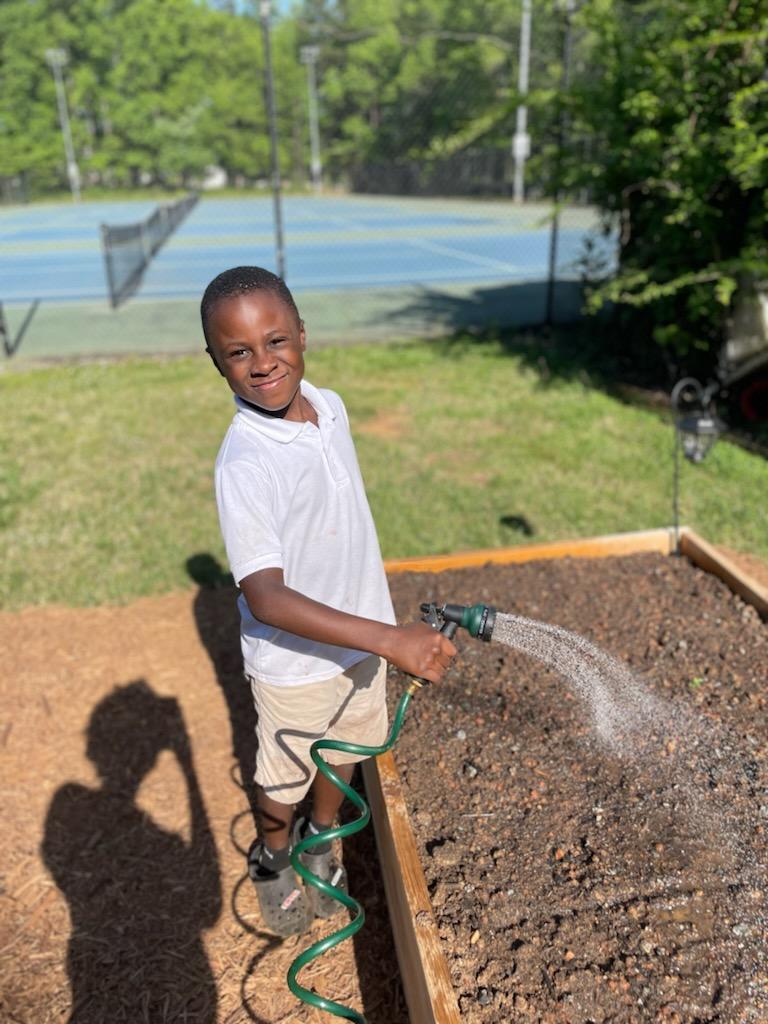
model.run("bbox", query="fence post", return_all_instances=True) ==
[0,302,9,357]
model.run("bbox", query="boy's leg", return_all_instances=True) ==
[256,788,294,851]
[248,788,312,936]
[295,656,386,918]
[295,762,355,919]
[309,761,355,830]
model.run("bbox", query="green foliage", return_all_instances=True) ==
[570,0,768,370]
[0,1,64,192]
[0,0,308,195]
[0,0,568,197]
[301,0,557,175]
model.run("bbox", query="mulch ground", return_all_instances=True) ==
[1,546,765,1024]
[0,588,407,1024]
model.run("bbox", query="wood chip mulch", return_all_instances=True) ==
[0,587,408,1024]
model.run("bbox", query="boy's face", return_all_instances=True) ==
[206,291,307,420]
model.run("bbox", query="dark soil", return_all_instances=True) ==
[386,554,767,1024]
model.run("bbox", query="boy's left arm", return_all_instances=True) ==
[240,567,456,684]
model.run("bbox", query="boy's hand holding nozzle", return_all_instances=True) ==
[386,620,457,685]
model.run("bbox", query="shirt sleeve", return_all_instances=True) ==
[215,460,283,584]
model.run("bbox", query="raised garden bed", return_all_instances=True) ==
[367,530,767,1023]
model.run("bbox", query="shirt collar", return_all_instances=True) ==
[233,379,334,444]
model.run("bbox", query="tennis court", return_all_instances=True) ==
[1,194,615,359]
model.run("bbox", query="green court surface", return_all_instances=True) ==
[1,194,603,362]
[1,280,586,364]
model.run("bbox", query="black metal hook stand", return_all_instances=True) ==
[1,300,40,358]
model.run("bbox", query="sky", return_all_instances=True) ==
[212,0,295,13]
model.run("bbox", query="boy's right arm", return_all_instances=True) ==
[240,568,456,684]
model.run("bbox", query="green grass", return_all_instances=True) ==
[1,339,766,609]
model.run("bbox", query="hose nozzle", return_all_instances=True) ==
[420,602,497,642]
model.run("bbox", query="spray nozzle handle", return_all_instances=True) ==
[420,602,458,639]
[420,601,497,642]
[411,604,458,687]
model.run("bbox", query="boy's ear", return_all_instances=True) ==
[299,319,307,351]
[206,345,225,376]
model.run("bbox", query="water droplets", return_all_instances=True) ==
[490,612,666,752]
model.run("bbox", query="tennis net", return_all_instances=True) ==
[100,192,198,308]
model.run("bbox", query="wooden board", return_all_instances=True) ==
[384,527,675,574]
[369,526,768,1023]
[362,754,461,1024]
[680,527,768,620]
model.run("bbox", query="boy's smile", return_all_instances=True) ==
[206,292,308,421]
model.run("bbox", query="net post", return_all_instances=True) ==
[100,223,118,309]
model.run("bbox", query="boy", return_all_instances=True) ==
[202,266,456,936]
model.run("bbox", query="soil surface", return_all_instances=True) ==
[386,553,767,1024]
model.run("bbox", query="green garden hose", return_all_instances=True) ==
[286,679,420,1023]
[286,602,496,1021]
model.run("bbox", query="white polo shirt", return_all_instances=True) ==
[214,380,396,685]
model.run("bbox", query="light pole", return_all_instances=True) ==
[512,0,532,204]
[259,0,286,279]
[545,0,575,324]
[300,45,323,193]
[45,48,81,202]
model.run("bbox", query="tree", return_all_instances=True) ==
[293,0,562,189]
[0,0,74,196]
[569,0,768,375]
[94,0,222,187]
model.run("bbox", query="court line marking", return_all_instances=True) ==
[404,236,522,274]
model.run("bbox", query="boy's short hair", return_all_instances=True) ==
[200,266,300,344]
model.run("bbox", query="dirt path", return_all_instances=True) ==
[0,588,406,1024]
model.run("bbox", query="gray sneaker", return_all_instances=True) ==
[247,839,312,937]
[292,817,348,919]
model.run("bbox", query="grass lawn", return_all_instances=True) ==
[1,338,765,609]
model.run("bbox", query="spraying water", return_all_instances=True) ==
[491,611,667,751]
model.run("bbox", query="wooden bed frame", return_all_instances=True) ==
[363,526,767,1024]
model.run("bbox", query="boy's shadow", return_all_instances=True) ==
[186,554,259,822]
[42,681,221,1023]
[185,555,409,1021]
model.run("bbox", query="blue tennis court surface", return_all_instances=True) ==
[1,195,615,305]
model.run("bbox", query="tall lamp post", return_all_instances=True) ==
[45,48,81,202]
[545,0,575,325]
[300,45,323,193]
[259,0,286,279]
[512,0,532,204]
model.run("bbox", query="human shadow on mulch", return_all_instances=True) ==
[185,554,259,824]
[42,680,221,1023]
[186,555,409,1023]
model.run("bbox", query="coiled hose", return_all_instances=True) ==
[286,679,421,1022]
[286,604,495,1020]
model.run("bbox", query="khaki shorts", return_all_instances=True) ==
[248,655,388,803]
